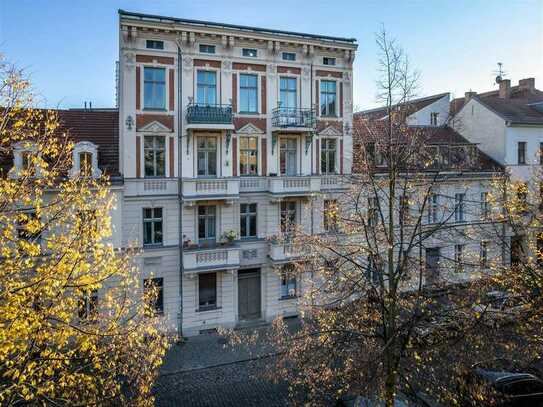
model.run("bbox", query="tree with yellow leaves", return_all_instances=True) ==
[0,57,170,405]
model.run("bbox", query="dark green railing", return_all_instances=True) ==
[272,107,316,128]
[186,103,233,125]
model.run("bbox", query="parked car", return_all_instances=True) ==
[473,367,543,406]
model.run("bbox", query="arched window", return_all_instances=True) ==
[70,142,101,178]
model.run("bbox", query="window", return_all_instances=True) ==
[324,199,338,232]
[540,142,543,165]
[454,244,464,272]
[239,137,258,175]
[430,112,439,126]
[518,141,527,165]
[199,44,215,54]
[143,67,166,110]
[320,80,337,116]
[480,241,488,268]
[517,183,528,212]
[321,138,337,174]
[282,52,296,61]
[368,197,379,227]
[198,273,217,310]
[197,136,217,177]
[280,265,297,298]
[79,152,92,177]
[20,150,36,176]
[240,203,257,238]
[280,201,297,234]
[196,70,217,105]
[143,208,163,246]
[239,74,258,113]
[279,77,297,109]
[198,206,216,243]
[481,192,490,219]
[454,193,465,222]
[242,48,257,57]
[279,138,297,175]
[17,211,41,242]
[144,136,165,177]
[78,290,98,319]
[428,193,438,224]
[323,57,336,66]
[399,195,410,224]
[146,40,164,50]
[143,278,164,315]
[426,247,440,282]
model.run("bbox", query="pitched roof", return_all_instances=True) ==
[355,93,450,120]
[451,85,543,125]
[58,109,120,176]
[352,119,503,173]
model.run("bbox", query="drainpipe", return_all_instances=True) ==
[177,42,184,338]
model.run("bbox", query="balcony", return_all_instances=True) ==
[271,107,316,132]
[268,176,320,198]
[183,245,240,273]
[268,241,306,263]
[124,178,179,197]
[182,178,239,204]
[320,175,349,191]
[185,103,234,130]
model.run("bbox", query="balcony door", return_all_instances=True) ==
[279,137,297,176]
[197,136,217,177]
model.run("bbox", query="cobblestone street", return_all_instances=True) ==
[154,321,298,406]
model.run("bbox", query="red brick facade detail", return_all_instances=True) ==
[316,120,343,134]
[232,73,237,112]
[232,62,266,72]
[136,55,175,65]
[340,139,344,174]
[233,117,266,133]
[169,69,175,111]
[136,66,141,110]
[232,137,238,177]
[193,59,222,68]
[261,138,267,176]
[261,76,267,114]
[277,66,301,75]
[316,70,343,78]
[136,114,174,132]
[169,137,174,177]
[340,82,343,117]
[136,136,141,178]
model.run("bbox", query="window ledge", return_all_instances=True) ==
[143,244,164,249]
[143,108,168,112]
[196,306,222,313]
[238,111,260,115]
[279,295,297,301]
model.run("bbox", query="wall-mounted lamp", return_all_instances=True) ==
[125,115,134,130]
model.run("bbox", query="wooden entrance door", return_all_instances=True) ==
[238,269,261,321]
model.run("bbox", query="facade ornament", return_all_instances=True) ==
[267,64,276,76]
[222,59,232,73]
[124,52,135,71]
[183,56,193,72]
[343,71,351,82]
[302,67,311,79]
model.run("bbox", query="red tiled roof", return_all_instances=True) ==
[355,93,449,120]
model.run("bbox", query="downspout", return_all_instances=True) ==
[177,42,184,338]
[310,62,315,235]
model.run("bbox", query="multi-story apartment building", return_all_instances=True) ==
[117,10,357,335]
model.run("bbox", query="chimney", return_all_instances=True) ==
[519,78,535,93]
[465,91,477,101]
[499,79,511,99]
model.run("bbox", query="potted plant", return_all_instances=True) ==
[220,230,237,245]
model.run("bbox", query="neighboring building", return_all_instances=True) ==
[117,10,357,335]
[452,78,543,181]
[356,93,451,127]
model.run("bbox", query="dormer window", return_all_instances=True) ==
[10,141,38,178]
[71,142,101,178]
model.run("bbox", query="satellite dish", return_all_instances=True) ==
[495,75,502,84]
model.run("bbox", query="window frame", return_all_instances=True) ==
[454,244,464,273]
[320,80,337,117]
[196,70,217,106]
[279,76,298,110]
[279,136,298,176]
[454,193,465,222]
[196,136,217,177]
[320,138,337,174]
[323,199,338,232]
[518,141,527,165]
[481,192,490,219]
[143,207,163,247]
[280,201,297,234]
[198,273,217,310]
[430,112,439,126]
[282,52,296,61]
[239,73,259,113]
[480,241,488,268]
[199,44,216,54]
[146,40,164,50]
[280,265,297,299]
[144,135,166,177]
[143,66,167,110]
[428,193,439,224]
[323,57,336,66]
[198,205,217,244]
[242,48,258,58]
[239,136,259,176]
[240,203,257,239]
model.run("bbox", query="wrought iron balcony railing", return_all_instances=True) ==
[186,103,233,125]
[272,107,316,128]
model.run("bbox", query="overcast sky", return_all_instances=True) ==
[1,0,541,110]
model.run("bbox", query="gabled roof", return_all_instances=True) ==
[355,93,450,121]
[451,85,543,125]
